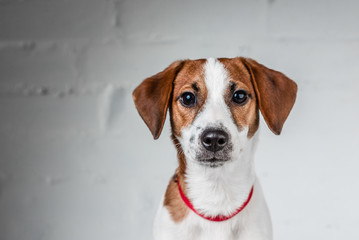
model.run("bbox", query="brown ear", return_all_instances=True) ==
[132,60,185,139]
[242,58,297,135]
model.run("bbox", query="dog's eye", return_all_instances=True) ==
[232,90,248,105]
[180,92,196,107]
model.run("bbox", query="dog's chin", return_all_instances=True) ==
[198,157,229,168]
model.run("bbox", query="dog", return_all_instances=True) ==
[133,57,297,240]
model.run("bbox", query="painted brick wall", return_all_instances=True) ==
[0,0,358,240]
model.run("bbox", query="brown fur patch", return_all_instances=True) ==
[169,59,207,137]
[163,171,189,222]
[218,58,260,138]
[241,58,297,135]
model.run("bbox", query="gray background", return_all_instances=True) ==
[1,0,359,239]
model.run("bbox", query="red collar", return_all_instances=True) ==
[174,175,254,222]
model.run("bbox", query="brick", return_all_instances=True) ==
[0,0,113,40]
[0,94,101,137]
[115,0,267,41]
[268,0,359,38]
[0,43,78,88]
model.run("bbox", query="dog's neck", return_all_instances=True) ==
[178,133,259,218]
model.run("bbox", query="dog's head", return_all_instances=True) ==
[133,58,297,168]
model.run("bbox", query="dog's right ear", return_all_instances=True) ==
[132,60,185,139]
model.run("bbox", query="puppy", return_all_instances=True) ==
[133,57,297,240]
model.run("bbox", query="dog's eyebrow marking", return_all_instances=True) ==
[174,83,199,102]
[230,82,236,92]
[191,82,199,92]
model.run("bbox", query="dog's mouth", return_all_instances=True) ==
[198,157,229,168]
[196,146,232,167]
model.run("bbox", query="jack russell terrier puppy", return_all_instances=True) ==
[133,57,297,240]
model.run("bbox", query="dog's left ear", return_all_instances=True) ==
[133,60,185,139]
[242,58,297,135]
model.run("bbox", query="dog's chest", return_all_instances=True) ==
[184,214,242,240]
[154,180,272,240]
[155,206,245,240]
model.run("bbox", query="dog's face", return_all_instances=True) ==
[133,57,297,168]
[170,58,259,167]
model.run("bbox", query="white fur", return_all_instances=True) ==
[154,58,272,240]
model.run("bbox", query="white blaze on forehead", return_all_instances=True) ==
[200,58,232,124]
[204,58,229,104]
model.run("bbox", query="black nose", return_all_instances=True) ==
[201,129,229,152]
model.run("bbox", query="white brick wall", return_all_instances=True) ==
[0,0,358,240]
